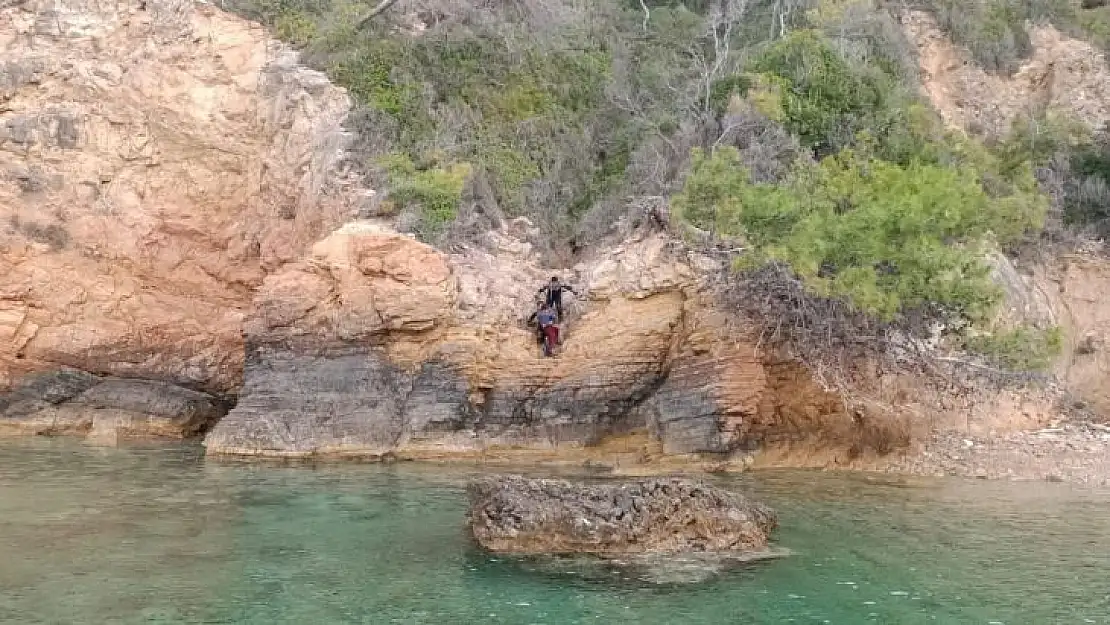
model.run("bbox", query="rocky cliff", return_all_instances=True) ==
[204,223,881,461]
[1,0,358,436]
[2,0,1107,467]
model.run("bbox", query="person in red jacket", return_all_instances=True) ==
[527,305,559,356]
[540,318,560,357]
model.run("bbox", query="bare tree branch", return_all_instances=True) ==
[356,0,401,30]
[639,0,650,32]
[694,0,748,120]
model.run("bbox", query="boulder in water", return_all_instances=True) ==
[466,475,777,556]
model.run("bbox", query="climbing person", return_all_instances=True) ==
[537,307,559,357]
[527,304,559,357]
[526,302,549,345]
[537,276,576,322]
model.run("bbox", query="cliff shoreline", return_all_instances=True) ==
[3,0,1109,483]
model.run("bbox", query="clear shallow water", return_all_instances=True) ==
[0,439,1108,624]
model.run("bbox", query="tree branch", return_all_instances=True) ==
[639,0,650,32]
[356,0,401,30]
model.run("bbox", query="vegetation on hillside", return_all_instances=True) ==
[223,0,813,254]
[224,0,1110,375]
[917,0,1110,73]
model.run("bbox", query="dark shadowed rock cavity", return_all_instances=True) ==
[0,369,226,438]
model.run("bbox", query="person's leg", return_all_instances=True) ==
[545,327,558,356]
[554,299,563,321]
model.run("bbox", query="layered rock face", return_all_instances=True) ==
[0,369,225,438]
[1,0,356,436]
[466,475,777,555]
[204,223,905,459]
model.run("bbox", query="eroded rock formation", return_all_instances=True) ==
[0,370,225,438]
[203,222,921,461]
[466,475,777,556]
[1,0,357,437]
[904,10,1110,136]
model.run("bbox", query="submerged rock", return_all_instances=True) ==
[507,549,790,586]
[466,475,777,556]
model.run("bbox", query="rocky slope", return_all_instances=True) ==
[1,0,359,436]
[902,10,1110,418]
[903,10,1110,136]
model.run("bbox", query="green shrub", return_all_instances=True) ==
[707,75,753,114]
[1076,5,1110,50]
[995,113,1090,173]
[380,154,471,241]
[990,113,1110,235]
[748,30,896,149]
[673,146,1044,319]
[274,10,317,46]
[329,42,417,117]
[964,325,1063,372]
[475,142,542,215]
[1062,136,1110,231]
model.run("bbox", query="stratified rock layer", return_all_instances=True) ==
[0,368,225,438]
[205,225,909,460]
[466,475,777,555]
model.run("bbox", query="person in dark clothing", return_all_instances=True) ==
[527,304,556,342]
[537,276,576,321]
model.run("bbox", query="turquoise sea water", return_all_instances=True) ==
[0,438,1107,624]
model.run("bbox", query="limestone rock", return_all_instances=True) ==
[466,475,777,555]
[245,225,456,343]
[1,0,356,399]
